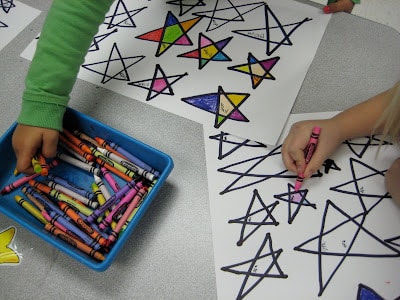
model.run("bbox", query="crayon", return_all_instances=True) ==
[90,146,137,179]
[22,186,68,219]
[107,141,159,177]
[47,209,102,250]
[59,141,93,163]
[31,155,42,174]
[95,136,129,160]
[29,180,93,216]
[99,182,143,230]
[23,191,46,212]
[72,129,100,147]
[94,157,133,182]
[13,168,19,176]
[62,129,93,155]
[107,185,148,245]
[59,134,95,162]
[294,126,321,191]
[44,223,105,261]
[14,195,48,225]
[1,173,40,194]
[37,153,49,176]
[46,174,97,203]
[46,180,98,209]
[58,202,107,247]
[121,180,156,232]
[98,147,156,181]
[56,152,102,177]
[91,181,117,229]
[86,178,138,223]
[101,167,120,192]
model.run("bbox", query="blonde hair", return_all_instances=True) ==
[375,81,400,143]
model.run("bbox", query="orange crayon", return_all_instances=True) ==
[58,202,107,247]
[44,223,105,261]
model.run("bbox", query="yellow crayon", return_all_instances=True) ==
[91,182,117,229]
[31,156,42,174]
[14,195,48,225]
[13,168,19,176]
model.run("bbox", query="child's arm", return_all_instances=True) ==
[13,0,113,174]
[282,84,395,178]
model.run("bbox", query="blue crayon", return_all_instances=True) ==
[47,210,102,251]
[86,178,137,223]
[107,141,160,177]
[46,174,97,202]
[22,186,68,220]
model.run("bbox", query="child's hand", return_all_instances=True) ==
[385,158,400,206]
[281,119,342,179]
[323,0,355,14]
[12,124,59,174]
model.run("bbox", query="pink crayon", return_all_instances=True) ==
[294,126,321,192]
[101,167,120,192]
[106,185,148,246]
[99,181,143,230]
[1,160,58,195]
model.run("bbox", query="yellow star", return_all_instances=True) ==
[0,227,20,265]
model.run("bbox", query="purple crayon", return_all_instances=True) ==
[86,178,137,224]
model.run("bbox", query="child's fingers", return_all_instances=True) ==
[41,130,59,158]
[15,149,36,175]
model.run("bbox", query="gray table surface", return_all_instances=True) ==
[1,1,399,300]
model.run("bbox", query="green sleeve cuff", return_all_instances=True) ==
[352,0,361,4]
[17,99,66,131]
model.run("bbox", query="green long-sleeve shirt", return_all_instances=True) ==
[18,0,113,131]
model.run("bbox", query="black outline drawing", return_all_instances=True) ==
[217,145,321,195]
[343,135,392,159]
[232,3,312,56]
[208,131,267,160]
[89,28,118,52]
[0,0,14,14]
[221,232,288,299]
[193,0,265,32]
[82,42,145,84]
[104,0,146,29]
[166,0,206,16]
[273,183,317,224]
[128,64,188,101]
[228,189,279,246]
[330,157,391,213]
[294,200,400,296]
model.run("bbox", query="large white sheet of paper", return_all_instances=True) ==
[0,1,40,52]
[204,111,400,299]
[20,0,330,146]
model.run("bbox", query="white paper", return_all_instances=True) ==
[204,112,400,299]
[0,1,40,52]
[20,0,331,146]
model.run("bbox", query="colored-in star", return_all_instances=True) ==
[228,53,280,89]
[136,11,202,57]
[178,33,233,69]
[0,227,20,265]
[181,85,250,128]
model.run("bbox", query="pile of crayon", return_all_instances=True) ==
[0,128,160,261]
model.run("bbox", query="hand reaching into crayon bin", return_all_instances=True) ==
[12,124,59,174]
